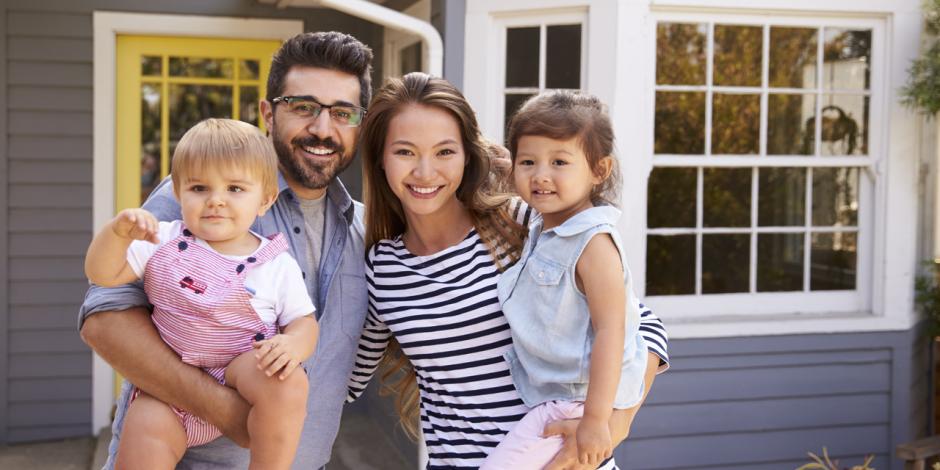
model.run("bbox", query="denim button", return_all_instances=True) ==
[294,227,301,234]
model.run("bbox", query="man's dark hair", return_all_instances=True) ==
[267,31,374,108]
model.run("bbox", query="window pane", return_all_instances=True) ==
[655,92,705,154]
[169,84,233,165]
[810,232,857,290]
[758,168,805,226]
[823,29,871,90]
[702,234,750,293]
[768,94,815,155]
[169,57,234,78]
[506,27,539,87]
[769,27,817,88]
[757,233,804,292]
[819,95,868,156]
[646,235,695,295]
[704,168,751,227]
[546,24,581,89]
[712,93,760,154]
[812,168,858,226]
[239,86,259,125]
[141,83,161,204]
[656,22,707,85]
[713,24,762,87]
[504,93,535,142]
[141,56,162,76]
[239,59,260,80]
[648,168,697,228]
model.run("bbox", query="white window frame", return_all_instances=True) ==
[638,11,887,324]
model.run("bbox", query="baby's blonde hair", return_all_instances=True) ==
[171,118,278,199]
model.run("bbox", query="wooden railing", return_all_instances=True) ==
[897,436,940,470]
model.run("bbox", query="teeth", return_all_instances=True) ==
[534,190,554,194]
[303,146,333,156]
[409,185,440,194]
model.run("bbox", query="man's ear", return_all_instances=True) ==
[593,156,615,184]
[260,99,274,135]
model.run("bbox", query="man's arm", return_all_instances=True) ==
[80,307,251,446]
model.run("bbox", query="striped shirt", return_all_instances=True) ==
[348,209,669,469]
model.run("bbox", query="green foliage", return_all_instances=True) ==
[797,447,875,470]
[902,0,940,116]
[915,260,940,338]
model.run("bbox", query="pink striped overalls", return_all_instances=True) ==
[135,226,288,447]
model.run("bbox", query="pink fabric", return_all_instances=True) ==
[480,400,585,470]
[132,227,288,447]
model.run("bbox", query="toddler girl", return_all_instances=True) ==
[481,91,648,469]
[85,118,318,470]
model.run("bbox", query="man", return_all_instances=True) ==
[80,32,373,469]
[81,31,665,469]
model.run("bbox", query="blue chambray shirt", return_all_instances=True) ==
[78,173,368,470]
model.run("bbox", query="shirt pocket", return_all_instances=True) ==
[522,255,572,341]
[524,255,565,287]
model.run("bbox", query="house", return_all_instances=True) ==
[0,0,931,468]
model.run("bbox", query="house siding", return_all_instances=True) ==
[2,0,382,444]
[618,328,929,470]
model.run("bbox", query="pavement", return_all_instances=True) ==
[0,396,411,470]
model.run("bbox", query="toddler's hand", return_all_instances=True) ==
[253,334,306,380]
[575,416,613,466]
[111,208,159,243]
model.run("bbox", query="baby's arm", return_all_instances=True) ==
[254,316,319,380]
[574,232,626,466]
[84,208,159,287]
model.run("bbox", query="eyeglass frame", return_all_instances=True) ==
[269,95,367,127]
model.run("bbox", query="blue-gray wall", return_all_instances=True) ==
[618,327,931,470]
[1,0,381,444]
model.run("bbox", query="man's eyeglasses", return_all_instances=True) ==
[271,95,366,127]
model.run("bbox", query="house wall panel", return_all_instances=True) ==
[7,62,93,87]
[9,111,92,137]
[9,401,90,427]
[8,352,91,379]
[10,306,86,330]
[6,11,91,38]
[9,136,93,160]
[1,0,9,445]
[8,37,93,63]
[9,86,92,112]
[10,209,93,231]
[9,234,90,258]
[8,425,90,443]
[10,187,93,208]
[9,258,86,282]
[9,378,92,402]
[10,330,88,354]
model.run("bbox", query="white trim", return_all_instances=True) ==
[91,10,302,436]
[383,0,431,78]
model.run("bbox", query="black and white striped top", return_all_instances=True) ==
[347,209,669,469]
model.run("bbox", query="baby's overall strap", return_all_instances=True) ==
[244,232,289,268]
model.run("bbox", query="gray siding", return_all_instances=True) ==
[0,1,9,447]
[2,0,382,444]
[618,328,928,470]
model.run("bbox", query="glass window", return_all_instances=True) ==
[647,19,872,302]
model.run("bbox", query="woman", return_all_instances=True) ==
[346,73,668,469]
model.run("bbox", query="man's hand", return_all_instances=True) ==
[111,208,159,243]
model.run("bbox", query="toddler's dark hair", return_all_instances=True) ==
[506,90,621,206]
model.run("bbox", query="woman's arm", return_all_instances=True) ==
[346,308,392,402]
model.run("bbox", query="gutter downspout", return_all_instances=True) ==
[276,0,443,77]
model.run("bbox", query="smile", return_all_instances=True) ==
[407,185,443,197]
[302,145,335,156]
[533,190,555,195]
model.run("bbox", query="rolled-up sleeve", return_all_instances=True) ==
[77,282,150,331]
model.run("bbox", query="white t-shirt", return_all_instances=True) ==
[126,220,315,327]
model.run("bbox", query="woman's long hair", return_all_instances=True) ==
[359,72,526,439]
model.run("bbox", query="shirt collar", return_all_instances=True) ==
[542,205,621,238]
[277,171,355,226]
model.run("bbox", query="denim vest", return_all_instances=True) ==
[497,205,647,409]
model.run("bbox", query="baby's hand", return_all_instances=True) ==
[111,208,159,243]
[253,334,306,380]
[575,415,613,466]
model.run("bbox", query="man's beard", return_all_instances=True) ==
[271,125,353,191]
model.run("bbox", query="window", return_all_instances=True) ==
[646,14,881,317]
[499,11,586,141]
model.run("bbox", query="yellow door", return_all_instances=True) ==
[113,35,281,395]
